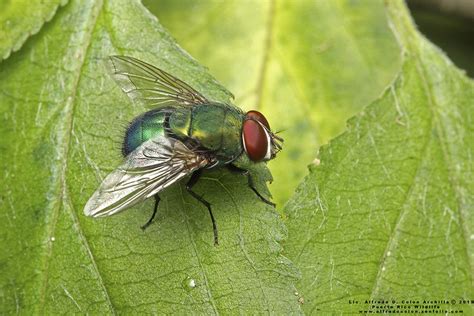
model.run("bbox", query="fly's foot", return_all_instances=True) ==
[260,196,276,207]
[141,195,160,231]
[141,222,152,231]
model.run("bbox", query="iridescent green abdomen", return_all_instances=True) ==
[122,109,167,156]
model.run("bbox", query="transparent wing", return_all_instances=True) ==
[84,136,212,217]
[107,55,209,109]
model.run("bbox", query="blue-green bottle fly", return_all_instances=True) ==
[84,56,282,245]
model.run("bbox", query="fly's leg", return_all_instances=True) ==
[141,195,161,230]
[247,172,276,207]
[227,164,276,207]
[186,170,219,245]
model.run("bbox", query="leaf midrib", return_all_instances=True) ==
[414,53,474,289]
[38,1,115,313]
[368,1,473,300]
[367,81,433,300]
[386,0,473,290]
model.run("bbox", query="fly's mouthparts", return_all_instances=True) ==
[273,134,284,143]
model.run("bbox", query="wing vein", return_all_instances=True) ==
[107,55,209,109]
[84,136,211,217]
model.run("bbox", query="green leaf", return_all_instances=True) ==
[0,0,68,60]
[0,0,300,313]
[284,1,474,314]
[143,0,401,205]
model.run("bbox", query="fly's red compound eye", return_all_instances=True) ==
[245,110,270,129]
[242,119,269,162]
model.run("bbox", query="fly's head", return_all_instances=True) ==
[241,110,283,163]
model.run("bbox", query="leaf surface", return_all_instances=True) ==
[0,0,300,313]
[0,0,67,60]
[144,0,402,205]
[284,1,474,313]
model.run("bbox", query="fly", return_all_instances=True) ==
[83,56,283,245]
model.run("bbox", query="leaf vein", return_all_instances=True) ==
[367,84,432,300]
[38,1,116,313]
[178,184,219,314]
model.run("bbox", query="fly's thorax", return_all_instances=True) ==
[123,109,168,156]
[220,106,245,159]
[185,103,244,161]
[168,108,192,139]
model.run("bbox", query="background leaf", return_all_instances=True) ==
[143,0,402,205]
[0,0,300,313]
[284,0,474,313]
[0,0,68,60]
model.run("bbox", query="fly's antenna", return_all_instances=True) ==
[274,128,287,135]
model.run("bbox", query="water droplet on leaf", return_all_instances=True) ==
[182,276,196,291]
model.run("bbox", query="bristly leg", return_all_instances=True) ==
[227,164,276,207]
[141,195,161,230]
[186,169,219,245]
